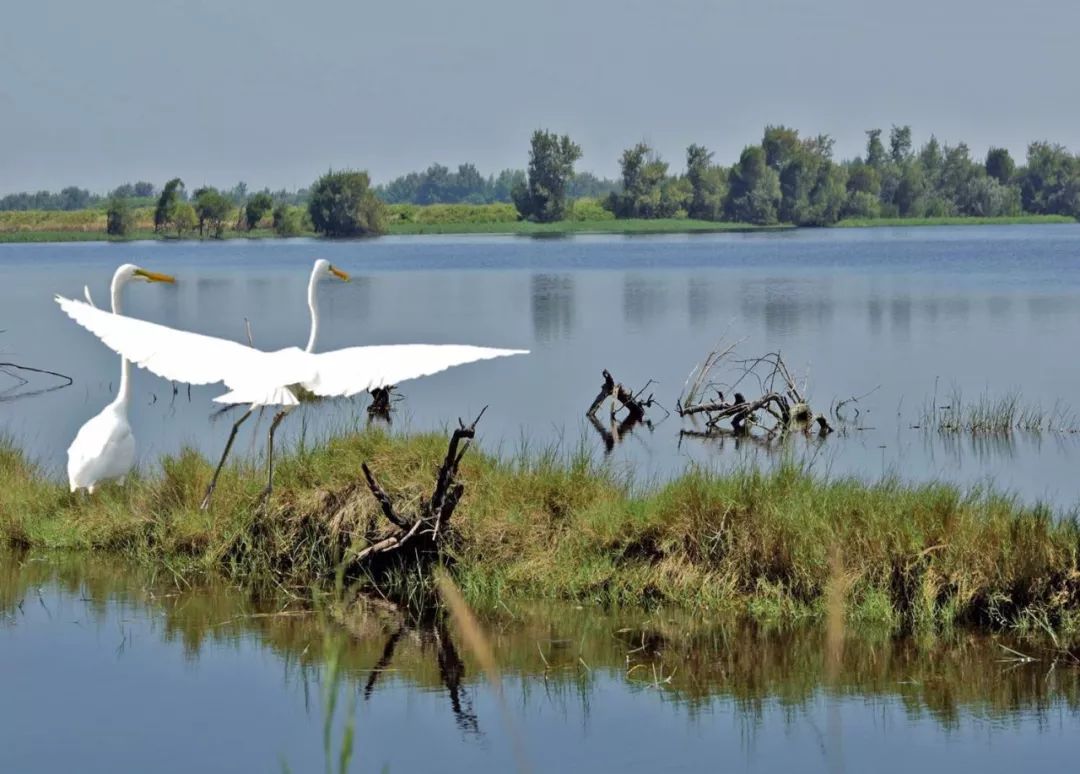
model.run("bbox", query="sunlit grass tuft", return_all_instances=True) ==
[2,428,1080,634]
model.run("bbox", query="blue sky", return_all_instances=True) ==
[1,0,1077,193]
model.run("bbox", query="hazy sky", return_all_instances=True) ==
[1,0,1077,194]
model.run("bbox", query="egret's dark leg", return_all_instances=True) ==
[258,409,291,508]
[200,407,253,511]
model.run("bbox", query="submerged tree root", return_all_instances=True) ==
[353,408,483,573]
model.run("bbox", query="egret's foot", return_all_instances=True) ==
[199,485,216,512]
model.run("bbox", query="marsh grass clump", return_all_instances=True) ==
[2,429,1080,635]
[920,388,1079,435]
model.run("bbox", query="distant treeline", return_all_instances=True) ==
[0,181,308,212]
[600,126,1080,225]
[5,124,1080,235]
[373,165,617,205]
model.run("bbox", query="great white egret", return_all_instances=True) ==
[65,264,176,493]
[55,271,527,506]
[196,258,351,507]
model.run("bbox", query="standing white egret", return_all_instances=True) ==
[55,280,527,506]
[65,264,175,493]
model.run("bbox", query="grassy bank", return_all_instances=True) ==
[386,217,773,236]
[3,428,1079,634]
[836,214,1075,228]
[0,208,285,243]
[2,206,1075,243]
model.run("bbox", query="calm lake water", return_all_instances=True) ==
[2,550,1078,773]
[2,225,1080,505]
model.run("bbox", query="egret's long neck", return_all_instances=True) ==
[110,273,131,405]
[305,268,320,352]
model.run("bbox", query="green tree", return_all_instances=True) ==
[192,187,231,237]
[685,144,726,220]
[843,160,882,218]
[918,137,944,186]
[105,196,134,236]
[133,181,155,198]
[415,164,451,205]
[172,202,196,237]
[568,171,618,199]
[308,170,387,237]
[805,162,848,225]
[154,178,184,232]
[512,129,582,222]
[377,172,423,204]
[273,203,306,236]
[726,146,781,224]
[245,191,274,230]
[491,169,525,203]
[895,163,927,217]
[659,176,691,218]
[985,147,1016,184]
[959,177,1021,217]
[865,129,886,168]
[452,163,488,203]
[762,125,801,171]
[1018,142,1080,216]
[607,142,673,218]
[889,125,913,164]
[937,143,980,214]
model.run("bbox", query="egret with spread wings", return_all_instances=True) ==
[66,264,175,493]
[55,272,527,506]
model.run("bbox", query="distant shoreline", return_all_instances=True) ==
[0,213,1073,244]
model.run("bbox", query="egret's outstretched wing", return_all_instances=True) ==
[305,344,529,397]
[55,296,306,390]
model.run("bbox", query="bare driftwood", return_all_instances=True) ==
[367,385,399,421]
[585,369,669,454]
[586,369,663,422]
[677,346,833,438]
[356,407,485,564]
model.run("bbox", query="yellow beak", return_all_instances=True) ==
[134,269,176,283]
[330,265,350,282]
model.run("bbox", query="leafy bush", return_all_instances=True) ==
[273,204,307,237]
[192,187,231,238]
[172,202,196,237]
[245,192,274,230]
[568,198,614,221]
[308,170,386,237]
[105,197,134,236]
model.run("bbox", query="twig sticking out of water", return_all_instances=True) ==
[0,362,74,402]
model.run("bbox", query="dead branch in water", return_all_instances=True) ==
[367,385,401,424]
[586,369,667,422]
[355,407,486,565]
[677,347,833,438]
[0,362,74,403]
[585,369,668,454]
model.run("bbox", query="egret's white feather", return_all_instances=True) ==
[56,295,305,391]
[67,402,134,493]
[55,296,528,407]
[304,344,529,397]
